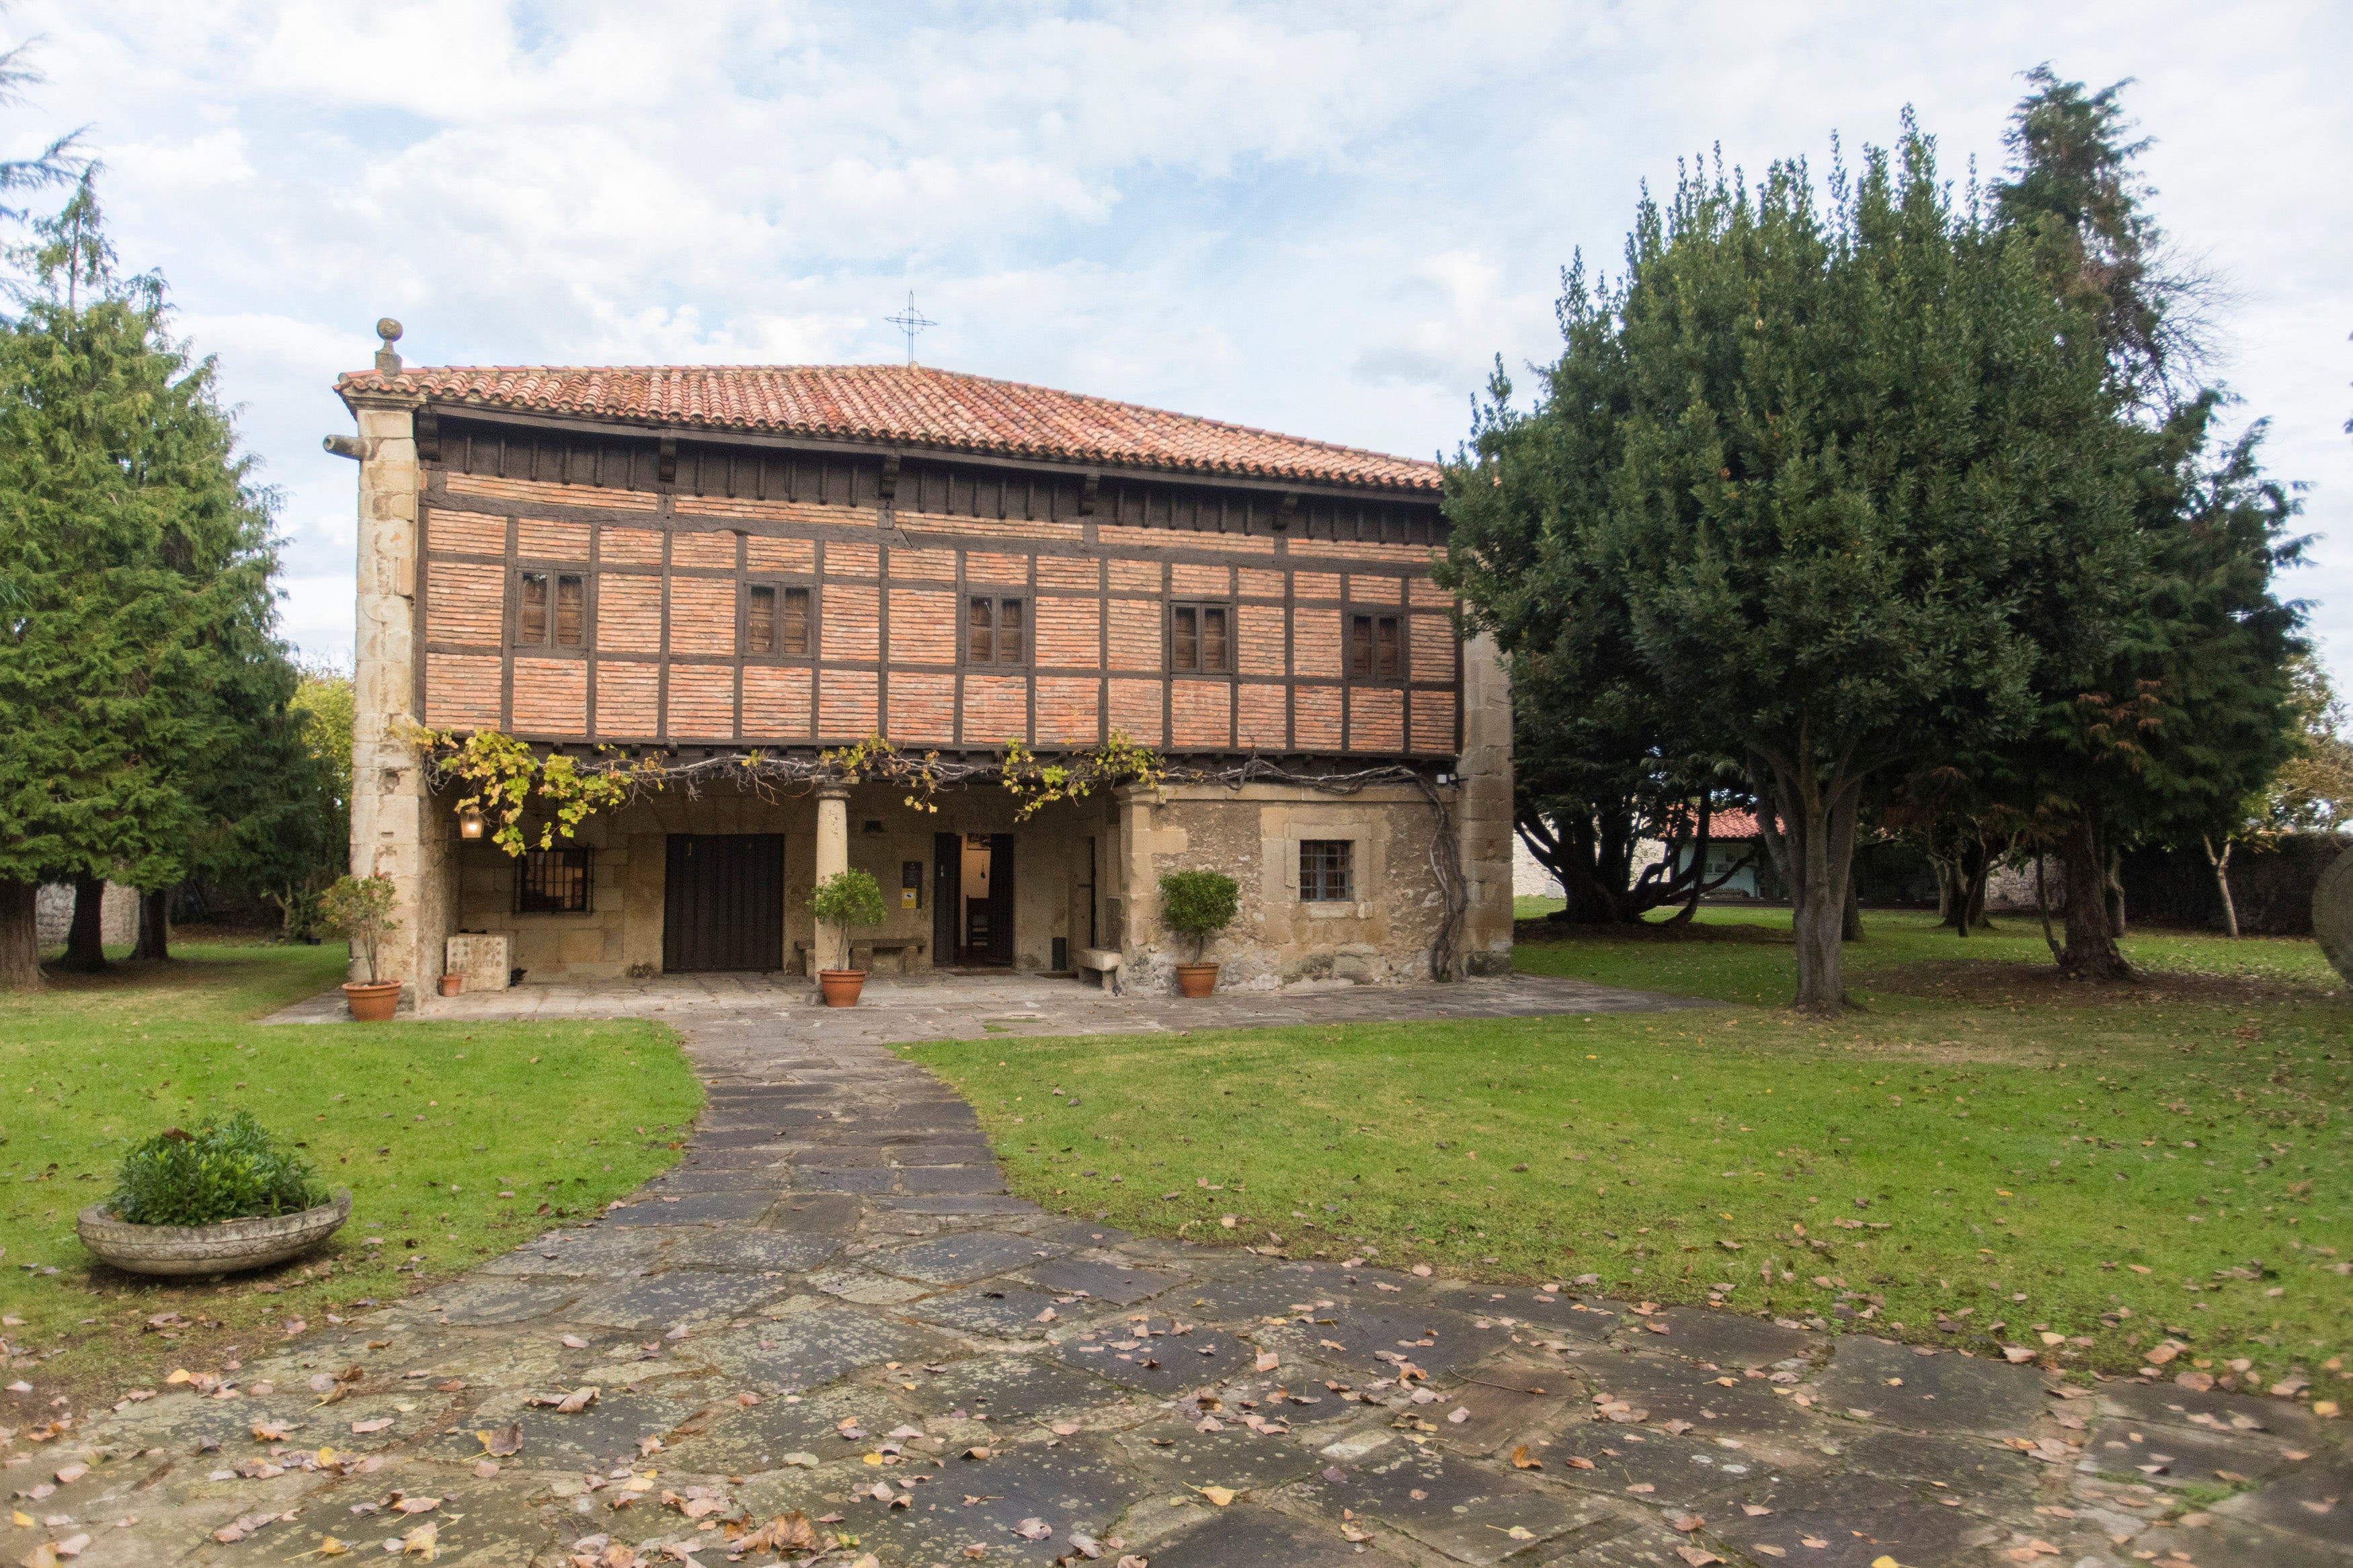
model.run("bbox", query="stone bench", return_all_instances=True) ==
[1075,947,1123,995]
[793,938,926,975]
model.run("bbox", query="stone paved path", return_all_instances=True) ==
[23,997,2350,1568]
[260,971,1712,1040]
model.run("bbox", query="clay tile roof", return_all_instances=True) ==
[334,362,1441,493]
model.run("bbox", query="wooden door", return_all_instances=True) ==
[988,833,1015,966]
[932,832,960,966]
[663,834,785,973]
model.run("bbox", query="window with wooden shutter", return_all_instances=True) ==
[1349,614,1403,682]
[517,571,586,648]
[1170,602,1232,673]
[744,583,812,659]
[967,595,1026,665]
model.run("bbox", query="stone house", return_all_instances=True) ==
[333,331,1511,996]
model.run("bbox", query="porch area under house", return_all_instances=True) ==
[409,769,1476,1001]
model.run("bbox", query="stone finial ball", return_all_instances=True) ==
[376,317,403,343]
[2314,844,2353,986]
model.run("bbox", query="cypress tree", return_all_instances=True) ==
[0,177,285,987]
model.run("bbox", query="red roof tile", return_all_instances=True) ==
[335,362,1440,493]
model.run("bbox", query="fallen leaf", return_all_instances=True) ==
[399,1521,438,1560]
[555,1387,599,1414]
[1195,1486,1235,1507]
[395,1497,442,1515]
[1565,1456,1595,1470]
[1675,1549,1722,1567]
[1013,1518,1053,1540]
[349,1418,393,1435]
[1670,1514,1704,1532]
[1626,1482,1656,1494]
[1510,1445,1542,1470]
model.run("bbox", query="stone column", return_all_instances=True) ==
[343,384,452,999]
[1455,631,1515,975]
[813,785,849,973]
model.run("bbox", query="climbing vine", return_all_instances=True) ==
[402,724,663,856]
[1000,731,1166,819]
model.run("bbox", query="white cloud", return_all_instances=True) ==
[2,0,2346,684]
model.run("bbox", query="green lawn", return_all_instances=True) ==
[0,942,699,1397]
[906,910,2350,1411]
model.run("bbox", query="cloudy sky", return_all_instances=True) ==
[11,1,2350,682]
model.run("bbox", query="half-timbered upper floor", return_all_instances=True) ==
[334,362,1459,760]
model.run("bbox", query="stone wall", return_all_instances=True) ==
[34,882,138,948]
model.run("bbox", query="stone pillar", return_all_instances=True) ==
[343,386,452,999]
[1455,631,1515,975]
[813,785,849,973]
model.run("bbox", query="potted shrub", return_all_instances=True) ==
[808,868,888,1006]
[77,1111,350,1276]
[319,872,403,1021]
[1160,870,1239,997]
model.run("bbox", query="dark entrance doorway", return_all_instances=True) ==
[933,831,1014,967]
[664,833,785,973]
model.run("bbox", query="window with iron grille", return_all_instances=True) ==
[1170,601,1232,673]
[517,571,586,648]
[745,583,811,656]
[1300,839,1354,902]
[1349,614,1402,682]
[967,595,1026,665]
[516,848,594,913]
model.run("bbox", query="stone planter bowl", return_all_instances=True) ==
[77,1189,352,1277]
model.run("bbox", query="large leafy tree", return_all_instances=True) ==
[1451,367,1752,923]
[0,177,287,987]
[1990,71,2305,977]
[1443,124,2138,1012]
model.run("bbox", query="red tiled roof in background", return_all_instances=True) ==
[334,362,1441,493]
[1663,808,1763,841]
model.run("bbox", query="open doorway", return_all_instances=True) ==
[933,831,1013,967]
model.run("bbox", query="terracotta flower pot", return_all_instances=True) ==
[817,968,867,1007]
[1174,962,1220,998]
[438,974,463,997]
[78,1190,352,1277]
[342,981,401,1022]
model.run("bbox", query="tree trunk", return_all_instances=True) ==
[2057,817,2131,979]
[1753,749,1861,1014]
[0,879,39,991]
[1933,859,1954,922]
[1841,877,1862,942]
[2034,855,2061,960]
[2202,836,2239,939]
[63,873,108,972]
[134,887,171,960]
[1964,852,1991,930]
[2105,849,2128,939]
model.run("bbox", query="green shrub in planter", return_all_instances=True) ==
[807,869,889,968]
[1158,870,1239,962]
[108,1111,329,1227]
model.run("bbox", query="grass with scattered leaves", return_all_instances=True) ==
[905,910,2351,1409]
[0,942,698,1399]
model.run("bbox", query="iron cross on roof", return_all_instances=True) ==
[884,291,936,366]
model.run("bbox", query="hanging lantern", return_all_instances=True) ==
[458,804,485,839]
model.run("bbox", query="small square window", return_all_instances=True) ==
[516,847,593,913]
[1171,601,1232,673]
[1300,839,1354,902]
[969,595,1025,665]
[517,571,585,648]
[745,583,811,657]
[1350,614,1402,682]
